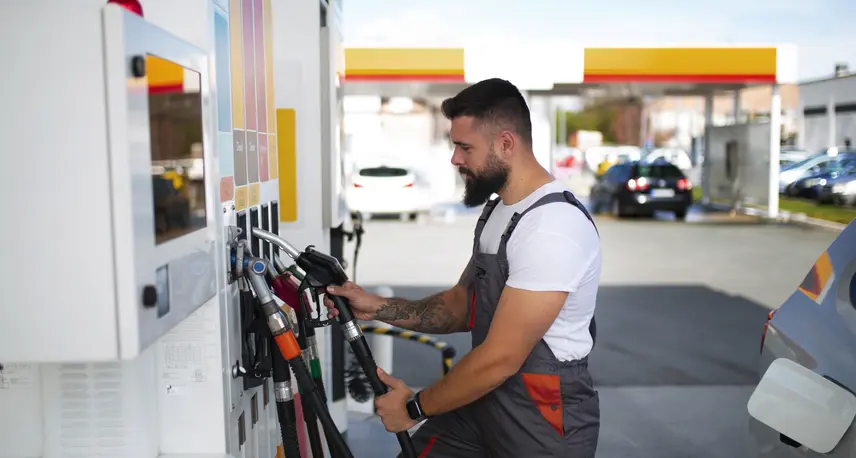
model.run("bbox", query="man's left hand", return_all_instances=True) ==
[374,368,418,433]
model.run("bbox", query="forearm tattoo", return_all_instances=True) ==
[375,292,463,334]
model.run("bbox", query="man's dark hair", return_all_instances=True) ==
[441,78,532,147]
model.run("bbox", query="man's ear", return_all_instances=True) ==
[498,130,516,157]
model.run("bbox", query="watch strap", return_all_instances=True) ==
[407,390,428,420]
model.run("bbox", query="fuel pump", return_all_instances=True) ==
[229,243,353,458]
[250,227,419,458]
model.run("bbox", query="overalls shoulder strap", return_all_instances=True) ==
[495,190,599,346]
[498,190,597,254]
[472,197,501,255]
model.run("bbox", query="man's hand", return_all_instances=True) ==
[323,281,384,320]
[374,368,418,433]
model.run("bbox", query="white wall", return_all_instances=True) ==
[800,75,856,152]
[800,75,856,107]
[527,95,553,171]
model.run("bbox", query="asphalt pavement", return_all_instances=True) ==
[343,176,840,458]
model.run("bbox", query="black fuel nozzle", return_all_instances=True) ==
[295,247,355,324]
[245,226,416,458]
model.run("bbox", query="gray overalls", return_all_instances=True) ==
[402,191,600,458]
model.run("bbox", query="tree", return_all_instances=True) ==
[555,101,619,144]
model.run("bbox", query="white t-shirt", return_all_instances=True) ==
[478,180,601,361]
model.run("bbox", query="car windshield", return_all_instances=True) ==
[783,150,856,171]
[358,166,409,177]
[636,164,684,179]
[828,157,856,172]
[781,152,827,171]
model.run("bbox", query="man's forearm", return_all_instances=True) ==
[374,290,467,334]
[419,342,516,417]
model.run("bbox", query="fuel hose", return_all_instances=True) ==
[271,341,302,458]
[327,294,418,458]
[281,262,333,403]
[274,330,351,458]
[244,257,354,458]
[251,228,417,458]
[272,274,329,458]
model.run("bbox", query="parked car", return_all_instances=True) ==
[779,148,856,193]
[589,161,693,219]
[818,170,856,206]
[785,155,856,199]
[345,164,432,221]
[747,220,856,457]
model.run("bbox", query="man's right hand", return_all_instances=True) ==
[323,281,385,321]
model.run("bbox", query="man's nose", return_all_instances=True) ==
[450,150,465,167]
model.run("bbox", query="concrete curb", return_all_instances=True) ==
[702,202,846,232]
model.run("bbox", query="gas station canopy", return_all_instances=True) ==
[342,45,798,97]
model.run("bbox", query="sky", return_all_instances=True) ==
[342,0,856,82]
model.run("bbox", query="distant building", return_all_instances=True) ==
[647,85,801,150]
[798,69,856,153]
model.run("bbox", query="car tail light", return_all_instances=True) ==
[677,178,692,190]
[760,309,777,354]
[404,183,413,188]
[353,183,363,188]
[627,177,649,191]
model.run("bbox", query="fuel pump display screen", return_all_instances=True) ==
[148,54,207,245]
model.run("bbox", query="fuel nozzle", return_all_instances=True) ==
[242,256,293,337]
[247,227,417,458]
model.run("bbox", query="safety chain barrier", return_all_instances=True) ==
[359,325,457,375]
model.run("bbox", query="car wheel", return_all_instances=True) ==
[675,208,688,220]
[408,212,419,222]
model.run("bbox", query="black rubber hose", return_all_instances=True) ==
[271,342,302,458]
[314,372,329,404]
[303,405,326,458]
[288,354,354,458]
[312,372,346,457]
[305,329,340,457]
[303,409,325,457]
[277,400,302,458]
[329,296,417,458]
[273,342,324,458]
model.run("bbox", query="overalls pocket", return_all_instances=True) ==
[561,390,600,456]
[470,255,503,334]
[521,372,564,436]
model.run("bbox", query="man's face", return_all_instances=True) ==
[449,116,510,207]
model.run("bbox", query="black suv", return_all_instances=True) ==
[590,161,694,219]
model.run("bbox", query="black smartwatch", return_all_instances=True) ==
[405,390,428,421]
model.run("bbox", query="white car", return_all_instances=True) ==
[779,148,852,193]
[748,220,856,457]
[345,165,432,220]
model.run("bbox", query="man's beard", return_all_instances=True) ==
[459,152,509,208]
